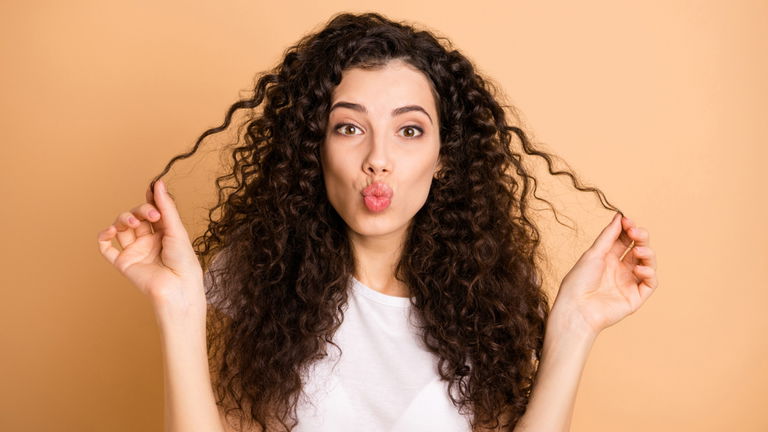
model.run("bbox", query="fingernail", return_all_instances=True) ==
[149,210,160,218]
[128,216,138,224]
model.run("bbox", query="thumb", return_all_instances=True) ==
[149,179,187,238]
[589,212,623,255]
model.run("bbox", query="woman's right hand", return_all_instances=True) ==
[97,179,207,324]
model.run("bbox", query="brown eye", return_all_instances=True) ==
[399,125,423,138]
[335,124,362,136]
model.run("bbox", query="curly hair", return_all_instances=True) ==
[148,11,623,432]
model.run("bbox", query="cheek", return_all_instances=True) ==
[398,153,438,208]
[320,146,354,204]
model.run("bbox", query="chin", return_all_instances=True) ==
[344,211,409,238]
[347,218,395,236]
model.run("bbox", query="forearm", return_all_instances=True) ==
[157,309,225,432]
[512,310,597,432]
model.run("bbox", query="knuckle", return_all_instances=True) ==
[138,203,154,215]
[118,211,137,226]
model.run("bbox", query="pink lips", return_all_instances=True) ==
[361,181,393,212]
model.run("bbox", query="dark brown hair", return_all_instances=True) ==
[149,11,623,432]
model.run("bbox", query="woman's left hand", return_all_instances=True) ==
[551,212,659,337]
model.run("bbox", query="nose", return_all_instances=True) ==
[362,131,391,177]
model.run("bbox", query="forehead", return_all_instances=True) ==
[330,60,437,113]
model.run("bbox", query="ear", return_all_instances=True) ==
[433,156,443,178]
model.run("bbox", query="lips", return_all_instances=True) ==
[362,181,393,199]
[361,181,393,212]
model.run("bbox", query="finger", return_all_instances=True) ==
[114,211,137,247]
[149,179,186,239]
[625,223,650,248]
[133,218,153,238]
[129,202,161,222]
[618,218,635,246]
[590,212,624,255]
[129,202,161,237]
[613,216,643,262]
[621,215,634,232]
[631,245,656,268]
[146,181,155,205]
[633,264,658,304]
[146,181,164,235]
[97,225,120,265]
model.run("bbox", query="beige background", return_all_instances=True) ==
[1,0,766,430]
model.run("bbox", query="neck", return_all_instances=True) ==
[347,224,410,298]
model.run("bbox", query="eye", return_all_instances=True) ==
[333,123,424,138]
[399,125,424,138]
[334,123,363,136]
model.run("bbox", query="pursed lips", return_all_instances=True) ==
[361,181,394,198]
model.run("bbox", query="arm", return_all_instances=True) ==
[97,179,245,432]
[513,213,658,432]
[156,305,227,432]
[511,309,597,432]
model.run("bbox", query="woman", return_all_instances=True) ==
[96,12,658,432]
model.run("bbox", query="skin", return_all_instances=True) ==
[320,58,442,298]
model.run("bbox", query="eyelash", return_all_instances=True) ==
[333,123,424,138]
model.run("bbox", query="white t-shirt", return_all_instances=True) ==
[293,276,474,432]
[205,267,474,431]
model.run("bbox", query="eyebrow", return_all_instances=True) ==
[329,101,433,125]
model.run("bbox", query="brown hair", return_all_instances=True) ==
[149,11,623,431]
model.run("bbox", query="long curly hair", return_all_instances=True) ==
[148,11,623,432]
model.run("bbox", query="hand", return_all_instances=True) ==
[96,179,207,322]
[551,212,659,336]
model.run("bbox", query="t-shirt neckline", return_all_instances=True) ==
[350,276,413,307]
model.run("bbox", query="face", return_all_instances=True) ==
[320,58,442,240]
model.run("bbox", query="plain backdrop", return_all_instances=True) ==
[1,1,766,431]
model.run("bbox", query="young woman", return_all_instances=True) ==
[96,12,658,432]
